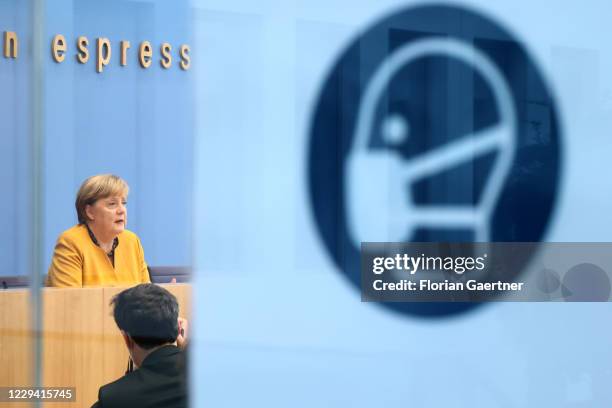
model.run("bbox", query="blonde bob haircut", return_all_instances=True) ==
[75,174,129,224]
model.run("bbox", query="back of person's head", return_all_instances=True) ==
[111,283,179,349]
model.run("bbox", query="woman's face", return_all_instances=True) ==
[86,194,128,237]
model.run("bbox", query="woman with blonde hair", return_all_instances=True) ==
[47,174,151,287]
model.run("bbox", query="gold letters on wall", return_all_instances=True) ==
[76,36,89,63]
[179,45,190,71]
[4,31,18,59]
[51,34,66,62]
[0,30,191,73]
[120,40,130,66]
[96,37,111,73]
[139,41,153,69]
[79,36,188,72]
[160,43,172,69]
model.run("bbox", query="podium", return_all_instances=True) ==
[0,284,191,408]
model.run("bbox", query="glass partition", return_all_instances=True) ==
[0,1,193,407]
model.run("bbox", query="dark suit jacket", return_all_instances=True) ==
[91,345,187,408]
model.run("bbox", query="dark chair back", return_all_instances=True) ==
[0,276,30,289]
[148,266,191,284]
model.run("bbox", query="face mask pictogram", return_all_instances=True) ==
[345,38,517,245]
[309,4,562,316]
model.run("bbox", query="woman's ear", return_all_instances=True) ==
[84,204,95,222]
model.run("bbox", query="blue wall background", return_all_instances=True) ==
[0,0,193,277]
[40,0,193,272]
[0,0,33,278]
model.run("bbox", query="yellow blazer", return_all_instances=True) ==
[47,224,151,287]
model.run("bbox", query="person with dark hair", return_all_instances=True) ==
[91,284,188,408]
